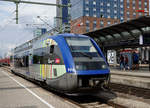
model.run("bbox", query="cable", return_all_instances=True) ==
[71,0,81,7]
[13,24,33,47]
[0,18,15,32]
[37,16,59,32]
[0,10,15,25]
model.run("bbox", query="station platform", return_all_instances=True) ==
[0,68,79,108]
[110,66,150,89]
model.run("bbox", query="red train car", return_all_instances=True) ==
[0,58,10,66]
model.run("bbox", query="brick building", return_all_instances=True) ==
[124,0,149,21]
[71,16,120,34]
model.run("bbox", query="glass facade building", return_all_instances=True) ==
[71,0,84,20]
[71,0,124,22]
[56,0,69,28]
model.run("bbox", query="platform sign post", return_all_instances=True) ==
[107,50,117,66]
[148,50,150,72]
[139,35,143,45]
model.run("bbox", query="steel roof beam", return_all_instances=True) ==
[134,19,150,27]
[100,30,117,40]
[108,27,126,40]
[125,23,144,35]
[117,24,137,39]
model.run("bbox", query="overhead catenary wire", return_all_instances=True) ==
[0,10,16,32]
[37,16,59,32]
[71,0,81,7]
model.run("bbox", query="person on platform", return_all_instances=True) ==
[132,51,139,70]
[120,54,124,70]
[124,55,129,70]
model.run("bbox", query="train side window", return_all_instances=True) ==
[25,56,29,67]
[50,45,54,54]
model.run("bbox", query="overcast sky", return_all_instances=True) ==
[0,0,56,57]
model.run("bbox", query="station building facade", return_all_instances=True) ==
[70,0,149,34]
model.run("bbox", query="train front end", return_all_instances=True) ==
[62,35,110,93]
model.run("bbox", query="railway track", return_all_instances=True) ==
[1,66,150,108]
[110,83,150,99]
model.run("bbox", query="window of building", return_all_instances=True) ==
[133,12,136,18]
[114,16,117,19]
[127,17,130,20]
[127,11,130,15]
[114,21,118,24]
[86,13,89,16]
[145,8,148,11]
[127,11,130,17]
[144,2,147,6]
[93,20,97,30]
[120,5,123,8]
[100,20,104,27]
[86,20,89,23]
[86,26,90,32]
[93,20,96,24]
[127,0,129,3]
[107,21,111,26]
[127,3,130,8]
[121,17,124,20]
[114,4,117,8]
[121,11,123,14]
[100,2,103,6]
[107,15,110,18]
[139,2,142,9]
[85,7,89,11]
[86,20,89,26]
[93,1,96,5]
[133,12,136,16]
[139,12,142,16]
[93,14,96,17]
[100,9,104,12]
[114,10,117,13]
[85,0,89,5]
[93,8,96,11]
[107,3,110,7]
[107,9,110,13]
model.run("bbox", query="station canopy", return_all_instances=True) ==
[84,16,150,49]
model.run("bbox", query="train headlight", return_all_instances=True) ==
[76,65,80,70]
[102,64,107,69]
[75,65,86,70]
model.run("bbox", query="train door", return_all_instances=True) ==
[29,52,34,78]
[49,42,66,77]
[46,45,55,80]
[22,54,29,76]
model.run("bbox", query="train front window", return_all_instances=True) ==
[65,37,99,58]
[65,37,108,70]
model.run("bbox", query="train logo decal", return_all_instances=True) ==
[42,38,57,47]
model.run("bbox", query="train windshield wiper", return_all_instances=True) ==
[79,52,92,59]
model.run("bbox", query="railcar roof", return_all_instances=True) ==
[56,33,89,38]
[14,33,90,52]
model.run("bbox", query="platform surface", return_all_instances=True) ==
[0,68,79,108]
[110,67,150,89]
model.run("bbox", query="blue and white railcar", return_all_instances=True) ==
[13,33,110,93]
